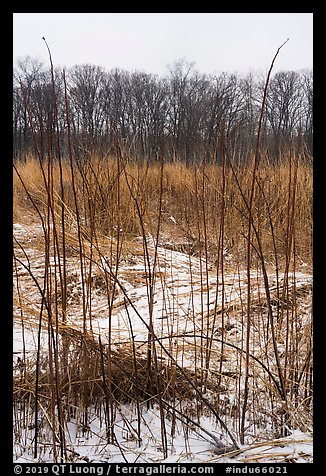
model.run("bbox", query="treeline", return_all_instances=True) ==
[13,57,313,162]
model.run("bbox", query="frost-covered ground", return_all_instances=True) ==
[13,222,313,463]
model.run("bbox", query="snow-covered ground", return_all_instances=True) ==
[14,408,312,464]
[13,222,313,463]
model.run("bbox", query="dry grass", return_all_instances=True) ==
[14,152,312,267]
[13,323,224,407]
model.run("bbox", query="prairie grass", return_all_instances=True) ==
[14,152,312,267]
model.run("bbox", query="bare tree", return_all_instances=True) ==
[264,71,306,157]
[68,64,106,149]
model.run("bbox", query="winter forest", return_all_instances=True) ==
[13,57,312,163]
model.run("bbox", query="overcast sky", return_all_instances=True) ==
[13,13,313,76]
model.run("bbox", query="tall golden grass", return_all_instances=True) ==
[14,152,312,267]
